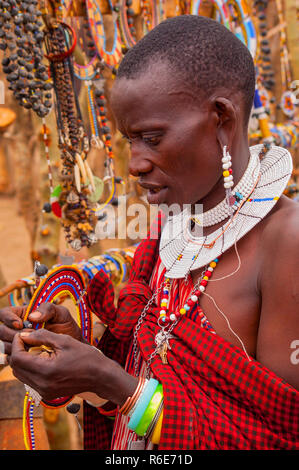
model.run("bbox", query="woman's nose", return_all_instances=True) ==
[128,143,153,177]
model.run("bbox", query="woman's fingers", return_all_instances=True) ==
[10,331,59,377]
[18,329,64,350]
[0,323,20,342]
[28,303,71,325]
[0,306,25,329]
[0,323,34,355]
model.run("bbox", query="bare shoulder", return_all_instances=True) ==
[258,195,299,260]
[255,195,299,389]
[257,194,299,302]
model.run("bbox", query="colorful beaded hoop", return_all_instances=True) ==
[22,266,91,450]
[85,0,122,67]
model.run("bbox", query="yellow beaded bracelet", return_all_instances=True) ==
[151,408,164,445]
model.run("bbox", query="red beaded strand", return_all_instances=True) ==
[159,257,220,324]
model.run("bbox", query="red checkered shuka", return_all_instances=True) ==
[84,213,299,450]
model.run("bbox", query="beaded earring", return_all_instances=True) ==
[222,145,234,215]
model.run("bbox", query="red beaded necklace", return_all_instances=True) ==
[158,257,220,326]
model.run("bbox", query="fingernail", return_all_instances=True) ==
[20,332,31,337]
[12,321,21,329]
[29,312,41,320]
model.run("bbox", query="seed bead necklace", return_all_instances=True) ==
[133,257,220,378]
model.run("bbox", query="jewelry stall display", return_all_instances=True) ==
[275,0,298,119]
[44,20,98,250]
[251,0,298,149]
[2,245,137,308]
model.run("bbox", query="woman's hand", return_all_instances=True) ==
[0,302,83,360]
[10,329,138,405]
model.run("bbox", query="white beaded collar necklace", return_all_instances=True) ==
[196,146,260,227]
[159,145,293,278]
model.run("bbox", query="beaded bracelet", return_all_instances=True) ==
[128,379,159,432]
[134,384,163,437]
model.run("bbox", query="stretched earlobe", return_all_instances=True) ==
[213,97,237,152]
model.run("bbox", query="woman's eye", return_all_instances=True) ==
[142,135,161,146]
[122,133,162,146]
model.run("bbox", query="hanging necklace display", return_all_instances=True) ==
[65,1,102,78]
[225,0,257,58]
[160,144,292,278]
[66,3,125,224]
[142,0,157,32]
[44,21,97,250]
[253,85,275,144]
[0,0,52,117]
[254,0,275,93]
[85,0,122,67]
[68,4,104,149]
[92,84,118,217]
[275,0,297,118]
[119,0,138,49]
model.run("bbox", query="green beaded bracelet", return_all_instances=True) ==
[134,384,163,437]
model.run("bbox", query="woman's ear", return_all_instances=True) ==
[212,97,237,151]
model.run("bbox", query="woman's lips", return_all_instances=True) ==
[146,187,168,204]
[138,181,168,204]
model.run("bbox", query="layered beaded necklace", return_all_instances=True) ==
[160,144,293,277]
[133,144,293,377]
[191,145,260,227]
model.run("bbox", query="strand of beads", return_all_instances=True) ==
[23,391,35,450]
[119,0,137,49]
[86,79,102,148]
[92,87,118,214]
[222,146,234,214]
[159,258,220,325]
[222,146,234,190]
[0,0,52,116]
[94,89,114,159]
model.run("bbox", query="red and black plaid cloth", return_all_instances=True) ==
[84,213,299,450]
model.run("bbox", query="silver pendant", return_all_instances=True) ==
[155,328,176,365]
